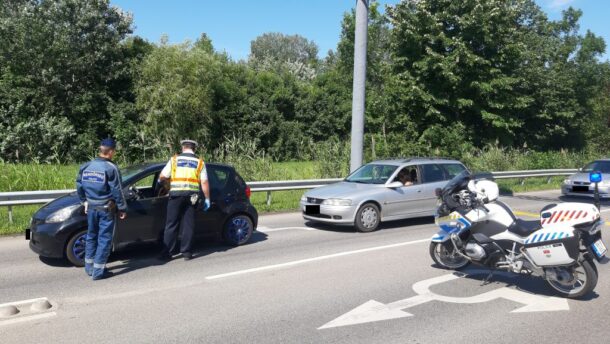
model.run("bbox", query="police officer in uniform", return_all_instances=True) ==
[76,138,127,280]
[158,139,210,261]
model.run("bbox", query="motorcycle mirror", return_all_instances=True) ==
[590,171,602,183]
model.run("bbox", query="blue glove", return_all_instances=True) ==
[203,199,211,211]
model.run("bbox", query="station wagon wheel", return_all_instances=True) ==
[223,214,254,246]
[355,203,380,233]
[65,229,87,267]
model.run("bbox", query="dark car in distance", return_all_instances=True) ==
[27,162,258,266]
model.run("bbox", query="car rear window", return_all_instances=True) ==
[208,165,231,193]
[442,163,466,179]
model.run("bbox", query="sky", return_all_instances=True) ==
[110,0,610,61]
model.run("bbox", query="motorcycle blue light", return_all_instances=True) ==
[590,171,602,183]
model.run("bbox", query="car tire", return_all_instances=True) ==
[222,214,254,246]
[355,203,381,233]
[65,229,87,267]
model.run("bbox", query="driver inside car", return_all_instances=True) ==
[396,167,417,186]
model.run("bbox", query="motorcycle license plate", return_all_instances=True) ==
[592,239,607,258]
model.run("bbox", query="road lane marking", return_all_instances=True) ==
[514,210,540,218]
[256,226,316,233]
[319,269,569,329]
[206,238,430,280]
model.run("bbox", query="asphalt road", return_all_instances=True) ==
[2,190,610,344]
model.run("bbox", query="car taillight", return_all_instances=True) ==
[245,185,251,198]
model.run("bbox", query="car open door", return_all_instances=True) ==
[114,172,167,247]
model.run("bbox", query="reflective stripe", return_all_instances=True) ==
[93,263,105,269]
[171,178,200,183]
[85,258,94,264]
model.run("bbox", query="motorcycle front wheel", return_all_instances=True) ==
[545,258,598,299]
[429,242,470,270]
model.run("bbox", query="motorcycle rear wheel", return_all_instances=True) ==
[429,242,470,270]
[545,258,597,299]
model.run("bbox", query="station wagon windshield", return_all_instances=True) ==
[583,161,610,173]
[345,164,397,184]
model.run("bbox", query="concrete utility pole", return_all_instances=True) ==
[350,0,368,172]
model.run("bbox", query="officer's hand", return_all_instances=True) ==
[119,211,127,220]
[204,199,211,211]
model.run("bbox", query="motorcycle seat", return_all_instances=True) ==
[508,219,541,237]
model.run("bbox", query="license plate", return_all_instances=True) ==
[25,228,30,240]
[572,186,589,192]
[305,205,320,215]
[592,239,607,258]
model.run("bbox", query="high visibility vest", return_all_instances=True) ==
[170,154,204,193]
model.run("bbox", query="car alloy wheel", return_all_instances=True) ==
[223,214,253,246]
[65,229,87,267]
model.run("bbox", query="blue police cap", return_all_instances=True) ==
[100,138,116,149]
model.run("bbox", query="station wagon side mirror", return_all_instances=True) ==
[387,181,404,189]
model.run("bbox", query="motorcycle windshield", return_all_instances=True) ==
[442,170,471,196]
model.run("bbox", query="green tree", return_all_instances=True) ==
[0,0,133,161]
[136,40,222,155]
[249,32,319,80]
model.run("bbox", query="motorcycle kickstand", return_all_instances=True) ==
[481,270,496,286]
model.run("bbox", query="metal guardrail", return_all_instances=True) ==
[0,169,577,223]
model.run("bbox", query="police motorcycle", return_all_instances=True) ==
[430,170,607,298]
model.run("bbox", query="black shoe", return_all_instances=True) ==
[182,252,193,261]
[157,253,172,261]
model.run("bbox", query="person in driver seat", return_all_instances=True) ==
[397,169,414,186]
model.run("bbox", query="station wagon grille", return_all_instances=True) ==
[307,197,324,204]
[574,181,591,186]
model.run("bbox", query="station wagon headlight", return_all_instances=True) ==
[300,195,307,202]
[322,198,352,206]
[563,179,571,185]
[46,205,81,223]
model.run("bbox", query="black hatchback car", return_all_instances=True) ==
[28,162,258,266]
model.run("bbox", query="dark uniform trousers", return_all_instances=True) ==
[163,195,196,254]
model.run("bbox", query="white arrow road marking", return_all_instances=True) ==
[319,269,569,329]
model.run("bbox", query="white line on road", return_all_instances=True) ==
[256,226,316,233]
[206,238,430,280]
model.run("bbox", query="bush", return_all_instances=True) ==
[212,135,275,181]
[313,138,350,178]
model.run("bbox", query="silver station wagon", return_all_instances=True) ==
[300,158,468,232]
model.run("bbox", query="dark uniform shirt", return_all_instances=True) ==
[76,157,127,211]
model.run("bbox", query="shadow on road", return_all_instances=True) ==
[108,231,269,276]
[305,216,435,233]
[430,265,600,301]
[38,231,268,276]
